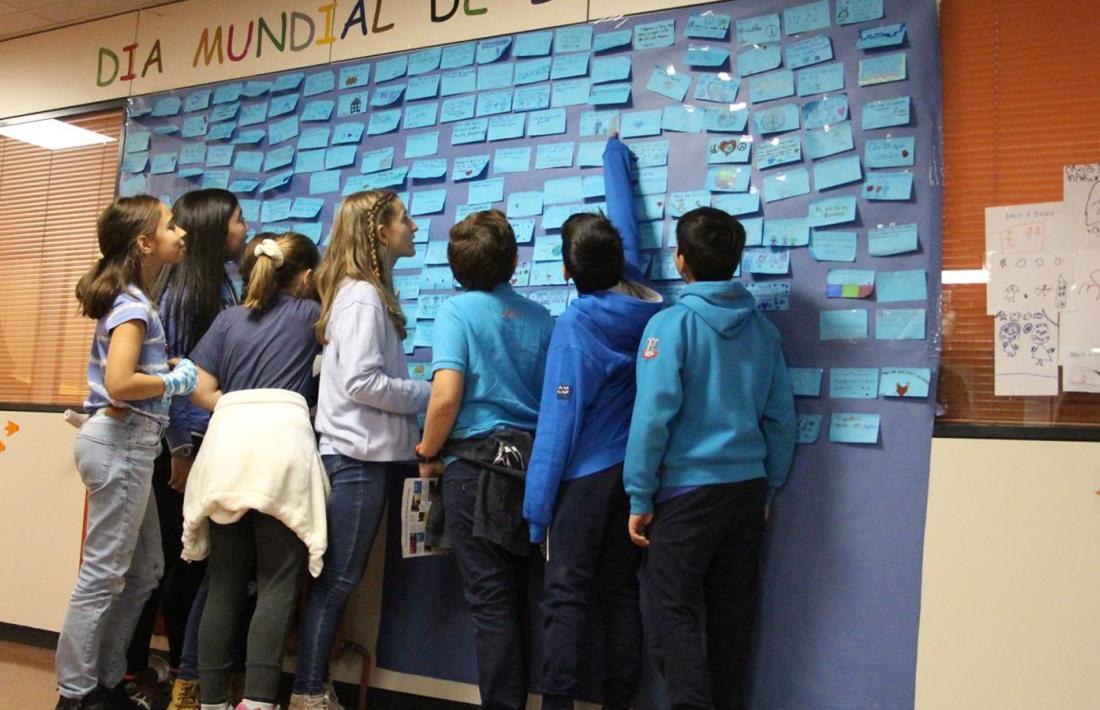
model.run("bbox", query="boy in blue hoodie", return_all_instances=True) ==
[524,136,663,710]
[624,207,796,710]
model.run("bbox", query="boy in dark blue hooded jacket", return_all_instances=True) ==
[624,207,797,710]
[523,136,663,710]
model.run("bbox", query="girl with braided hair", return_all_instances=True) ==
[290,191,430,709]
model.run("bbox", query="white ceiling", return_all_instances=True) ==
[0,0,177,42]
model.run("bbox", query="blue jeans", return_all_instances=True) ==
[56,410,164,699]
[293,454,389,694]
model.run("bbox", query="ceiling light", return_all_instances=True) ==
[0,119,115,150]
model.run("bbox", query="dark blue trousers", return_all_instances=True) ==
[539,464,641,710]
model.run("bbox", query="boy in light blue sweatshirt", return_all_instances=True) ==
[524,136,663,710]
[624,207,796,710]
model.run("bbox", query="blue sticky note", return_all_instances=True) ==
[294,222,323,243]
[815,155,863,190]
[494,147,531,174]
[119,174,147,196]
[440,95,476,123]
[295,149,326,173]
[811,230,858,261]
[204,122,232,141]
[648,251,680,281]
[820,309,868,339]
[441,42,476,70]
[411,189,447,216]
[808,196,857,227]
[642,67,686,101]
[360,166,408,190]
[858,52,907,86]
[178,166,204,180]
[555,26,594,53]
[543,176,584,205]
[533,235,564,261]
[737,13,781,46]
[468,177,505,204]
[635,167,668,196]
[879,367,931,398]
[862,96,911,130]
[205,145,234,168]
[515,30,553,57]
[528,108,568,137]
[829,368,880,398]
[514,57,551,87]
[628,140,670,168]
[260,170,294,193]
[231,128,265,145]
[837,0,884,25]
[580,110,619,137]
[829,413,880,444]
[331,122,365,146]
[865,137,915,168]
[859,22,907,49]
[588,83,632,106]
[478,64,514,92]
[424,241,450,266]
[407,75,441,101]
[712,193,760,215]
[123,151,149,172]
[552,79,590,108]
[453,155,490,181]
[738,45,782,77]
[634,194,666,221]
[404,133,438,159]
[124,131,151,154]
[797,414,823,444]
[786,35,834,70]
[203,169,231,188]
[178,143,206,166]
[409,47,442,76]
[228,179,260,193]
[665,191,708,219]
[441,68,475,97]
[264,145,295,171]
[375,55,408,83]
[594,29,633,52]
[544,204,592,231]
[687,13,730,39]
[211,83,242,105]
[410,158,447,179]
[268,116,299,145]
[876,269,927,303]
[477,89,513,117]
[864,171,914,201]
[798,62,845,96]
[662,105,706,133]
[367,109,401,136]
[876,309,925,340]
[269,94,299,118]
[238,199,261,223]
[764,218,810,247]
[694,74,740,104]
[706,165,751,192]
[621,110,663,138]
[756,135,802,169]
[309,170,341,195]
[592,56,631,85]
[185,89,212,112]
[338,63,370,90]
[707,106,750,133]
[790,368,824,396]
[181,115,209,138]
[150,153,178,174]
[514,85,551,112]
[742,247,791,275]
[535,142,574,170]
[785,1,831,34]
[372,84,406,107]
[304,71,335,97]
[551,52,590,80]
[803,94,849,129]
[404,103,438,130]
[262,198,292,223]
[476,37,511,64]
[750,69,795,103]
[763,167,810,202]
[707,136,751,164]
[454,202,493,222]
[272,73,304,93]
[686,45,730,68]
[298,127,331,151]
[530,262,569,286]
[452,118,488,146]
[507,191,544,218]
[337,91,369,118]
[413,218,432,243]
[324,145,357,170]
[209,101,240,123]
[577,141,604,167]
[826,269,875,298]
[488,114,525,141]
[633,20,674,50]
[868,223,918,256]
[753,103,800,134]
[582,175,606,199]
[807,121,854,159]
[151,96,182,117]
[238,103,268,126]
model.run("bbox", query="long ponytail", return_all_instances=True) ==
[75,195,161,319]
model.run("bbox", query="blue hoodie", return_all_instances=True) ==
[623,280,797,516]
[523,137,663,543]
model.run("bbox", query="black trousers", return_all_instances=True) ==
[539,464,641,710]
[644,479,767,710]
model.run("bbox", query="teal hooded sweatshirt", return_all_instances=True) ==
[623,279,797,515]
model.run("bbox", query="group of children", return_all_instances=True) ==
[56,135,797,710]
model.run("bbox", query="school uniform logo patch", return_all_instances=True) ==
[556,385,572,399]
[642,337,660,360]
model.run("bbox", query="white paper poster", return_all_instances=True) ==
[993,309,1060,396]
[986,250,1073,315]
[1062,164,1100,252]
[1060,249,1100,392]
[984,202,1069,257]
[400,477,446,558]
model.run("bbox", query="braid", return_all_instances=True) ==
[366,192,395,279]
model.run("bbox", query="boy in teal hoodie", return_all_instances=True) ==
[624,207,796,710]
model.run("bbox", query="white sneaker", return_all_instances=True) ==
[287,694,327,710]
[323,682,344,710]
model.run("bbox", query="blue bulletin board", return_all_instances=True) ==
[121,0,943,706]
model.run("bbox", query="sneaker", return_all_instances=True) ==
[55,686,116,710]
[323,683,344,710]
[286,693,328,709]
[167,678,201,710]
[109,683,148,709]
[148,655,172,683]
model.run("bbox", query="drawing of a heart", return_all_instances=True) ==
[896,383,909,396]
[720,140,738,155]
